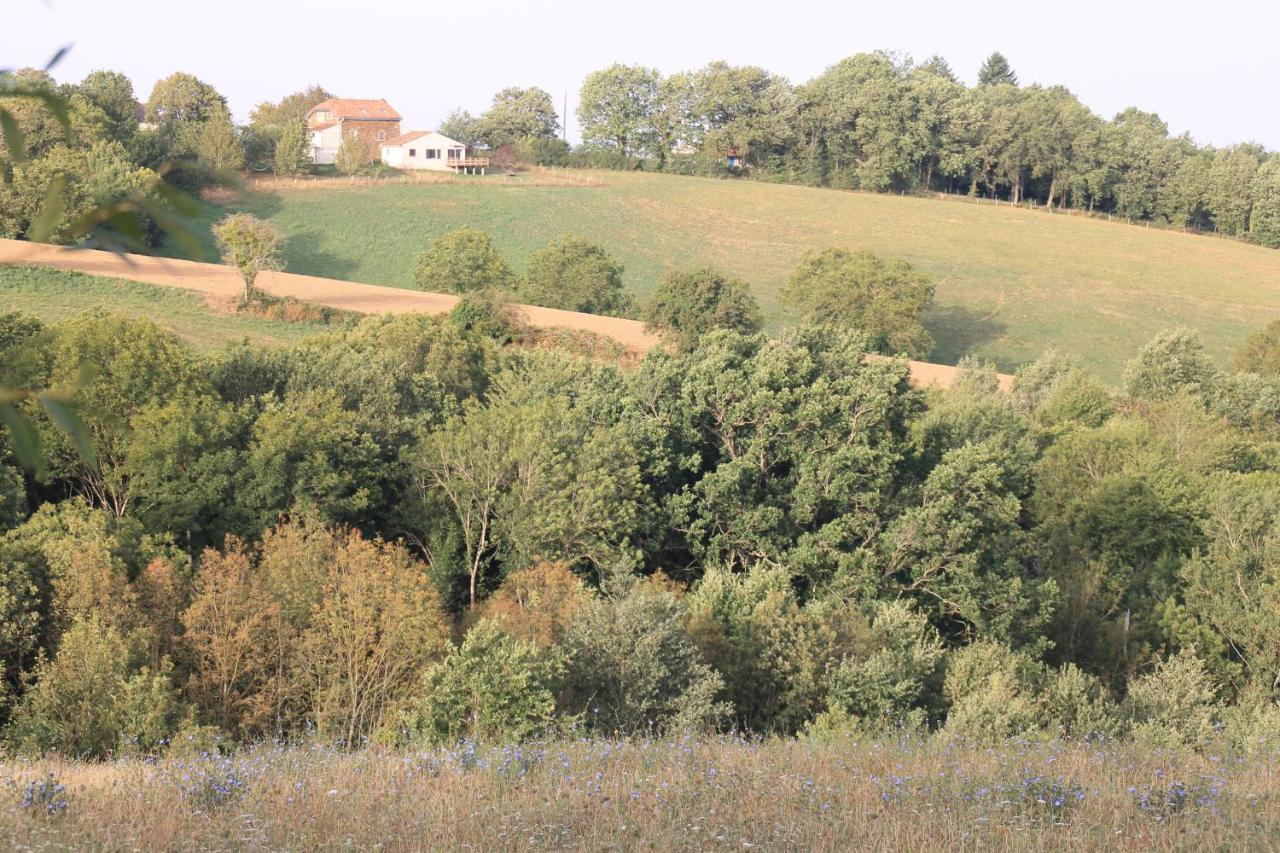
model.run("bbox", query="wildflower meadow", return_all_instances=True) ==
[3,735,1278,850]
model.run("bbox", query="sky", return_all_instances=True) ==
[6,0,1278,150]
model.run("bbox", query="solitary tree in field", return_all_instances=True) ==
[645,267,763,351]
[977,52,1018,87]
[273,119,309,176]
[335,133,372,176]
[413,227,515,294]
[212,213,284,304]
[520,235,631,316]
[783,248,935,358]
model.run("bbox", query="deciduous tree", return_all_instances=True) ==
[401,620,560,745]
[334,132,372,175]
[477,87,559,147]
[212,212,284,304]
[76,70,140,144]
[438,108,482,147]
[413,227,515,294]
[578,64,662,158]
[783,248,935,358]
[145,72,226,127]
[644,267,762,351]
[195,107,244,172]
[272,119,309,176]
[249,85,333,131]
[520,235,631,316]
[300,532,450,746]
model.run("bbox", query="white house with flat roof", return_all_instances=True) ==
[380,131,466,170]
[380,131,492,173]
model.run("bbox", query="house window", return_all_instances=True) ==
[409,148,416,157]
[426,149,438,159]
[377,130,386,141]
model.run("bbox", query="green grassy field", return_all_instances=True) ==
[183,171,1280,380]
[0,267,330,350]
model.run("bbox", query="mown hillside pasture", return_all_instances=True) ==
[0,266,333,350]
[183,170,1280,379]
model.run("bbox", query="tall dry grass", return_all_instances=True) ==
[3,735,1277,850]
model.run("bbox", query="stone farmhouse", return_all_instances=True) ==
[306,98,402,165]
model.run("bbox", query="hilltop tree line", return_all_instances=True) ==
[572,52,1280,246]
[6,267,1280,754]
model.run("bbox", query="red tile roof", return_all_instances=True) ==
[310,121,337,132]
[307,98,401,121]
[383,131,430,146]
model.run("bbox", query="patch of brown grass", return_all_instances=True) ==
[202,292,358,327]
[526,325,631,363]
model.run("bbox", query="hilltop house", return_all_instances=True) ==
[306,98,402,165]
[380,131,490,173]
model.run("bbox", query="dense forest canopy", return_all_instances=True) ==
[4,304,1280,755]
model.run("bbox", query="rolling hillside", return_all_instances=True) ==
[0,266,333,350]
[183,170,1280,380]
[0,241,1012,391]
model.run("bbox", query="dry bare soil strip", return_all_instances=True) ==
[0,238,1011,390]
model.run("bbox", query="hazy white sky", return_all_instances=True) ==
[7,0,1278,149]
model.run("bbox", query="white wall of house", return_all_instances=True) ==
[380,131,466,171]
[310,124,343,165]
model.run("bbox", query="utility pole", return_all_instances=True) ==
[563,90,568,143]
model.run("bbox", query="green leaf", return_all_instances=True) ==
[0,86,73,139]
[144,200,208,260]
[0,107,24,163]
[0,401,43,474]
[42,45,72,73]
[28,175,67,243]
[101,210,148,249]
[28,90,71,138]
[38,395,95,466]
[152,177,202,216]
